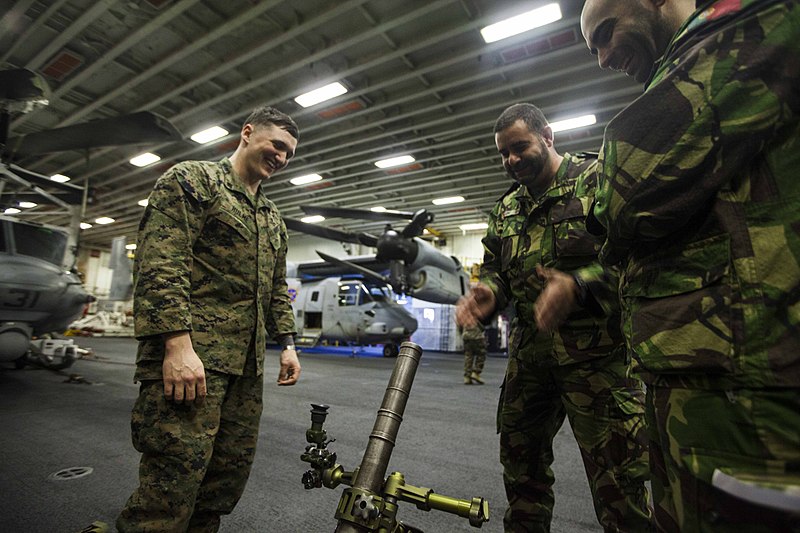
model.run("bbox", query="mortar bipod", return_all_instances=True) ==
[300,341,490,532]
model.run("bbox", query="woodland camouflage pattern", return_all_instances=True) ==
[482,152,623,365]
[132,157,296,379]
[481,152,651,532]
[594,0,800,390]
[592,0,800,530]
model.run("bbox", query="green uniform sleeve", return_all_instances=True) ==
[479,202,511,312]
[133,164,209,339]
[574,263,619,317]
[265,217,296,339]
[595,5,800,264]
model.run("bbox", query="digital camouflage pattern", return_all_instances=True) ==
[481,153,651,532]
[116,372,263,532]
[121,157,295,531]
[133,157,296,379]
[593,0,800,389]
[591,0,800,530]
[462,324,487,377]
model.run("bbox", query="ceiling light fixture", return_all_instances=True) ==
[370,206,387,212]
[95,217,115,225]
[4,207,21,214]
[301,215,325,224]
[480,3,562,43]
[80,222,93,229]
[294,82,348,108]
[290,173,323,186]
[129,152,161,167]
[18,201,37,208]
[50,174,70,183]
[432,196,465,206]
[375,155,415,169]
[550,114,597,133]
[190,125,229,144]
[459,222,489,231]
[125,243,137,250]
[138,199,149,207]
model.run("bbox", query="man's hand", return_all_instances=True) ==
[534,265,579,332]
[456,283,497,328]
[278,348,300,386]
[162,332,206,403]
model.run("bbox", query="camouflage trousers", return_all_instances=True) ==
[498,352,651,533]
[117,369,263,533]
[645,384,800,533]
[464,337,487,376]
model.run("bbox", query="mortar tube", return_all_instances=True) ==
[335,341,423,533]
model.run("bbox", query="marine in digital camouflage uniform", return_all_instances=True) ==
[116,106,302,532]
[462,323,487,384]
[457,103,651,533]
[581,1,800,530]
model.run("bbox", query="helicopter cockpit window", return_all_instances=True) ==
[12,222,67,266]
[338,284,359,306]
[359,284,374,304]
[368,285,393,301]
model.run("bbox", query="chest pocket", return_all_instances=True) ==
[551,197,601,261]
[499,213,529,273]
[263,210,283,251]
[209,208,254,244]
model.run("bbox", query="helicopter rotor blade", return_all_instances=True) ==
[401,209,435,238]
[316,251,391,285]
[300,205,415,222]
[10,111,182,156]
[284,217,379,247]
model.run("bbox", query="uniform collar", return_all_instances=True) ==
[218,157,271,209]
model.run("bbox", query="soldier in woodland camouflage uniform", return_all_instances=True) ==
[462,323,487,384]
[581,1,800,531]
[116,106,302,532]
[456,103,651,533]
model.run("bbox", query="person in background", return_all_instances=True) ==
[457,103,651,533]
[581,0,800,530]
[462,322,487,384]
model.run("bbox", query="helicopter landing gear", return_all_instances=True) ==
[382,343,399,358]
[25,338,79,370]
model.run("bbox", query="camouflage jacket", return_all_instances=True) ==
[480,152,623,366]
[133,158,296,378]
[593,0,800,387]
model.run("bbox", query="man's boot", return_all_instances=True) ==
[470,371,484,384]
[464,374,472,384]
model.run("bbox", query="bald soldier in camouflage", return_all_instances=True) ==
[456,103,651,533]
[581,1,800,531]
[116,106,302,532]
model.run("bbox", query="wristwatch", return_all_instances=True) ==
[283,344,297,351]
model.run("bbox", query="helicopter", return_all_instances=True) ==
[284,206,470,356]
[285,205,470,305]
[286,271,417,358]
[0,68,181,369]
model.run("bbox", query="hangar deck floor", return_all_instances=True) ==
[0,338,599,532]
